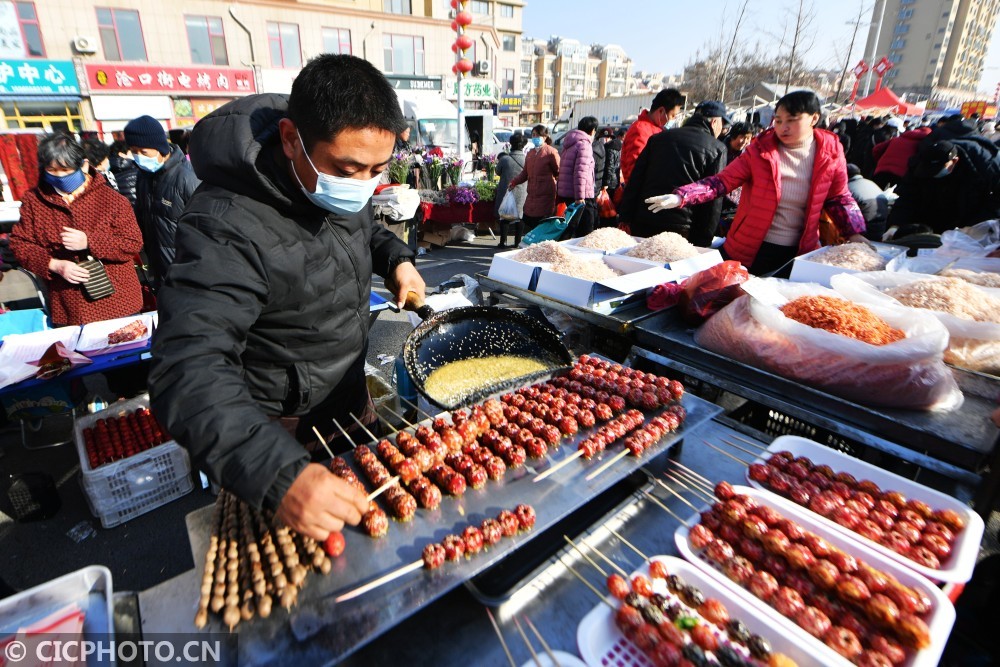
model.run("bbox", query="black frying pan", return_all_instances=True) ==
[399,293,572,411]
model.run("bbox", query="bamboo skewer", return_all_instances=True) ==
[578,536,629,577]
[606,527,649,562]
[523,617,561,667]
[399,395,441,423]
[728,432,768,450]
[663,471,715,502]
[486,608,518,667]
[533,450,584,483]
[559,557,615,609]
[331,419,357,448]
[563,535,608,577]
[720,437,768,460]
[669,460,714,486]
[382,403,419,429]
[666,466,716,496]
[512,616,543,667]
[583,449,629,481]
[652,478,701,512]
[311,426,339,460]
[349,413,381,443]
[702,439,753,466]
[641,489,691,527]
[333,559,424,603]
[364,475,402,502]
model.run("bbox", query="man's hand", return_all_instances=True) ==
[275,463,369,542]
[49,258,91,284]
[389,260,426,309]
[61,227,88,251]
[645,194,682,213]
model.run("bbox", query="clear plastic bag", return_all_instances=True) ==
[694,279,962,411]
[498,190,519,221]
[833,271,1000,375]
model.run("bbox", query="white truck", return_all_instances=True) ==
[551,92,659,135]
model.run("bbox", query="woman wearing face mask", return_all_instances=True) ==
[11,133,144,325]
[508,125,560,232]
[646,91,867,275]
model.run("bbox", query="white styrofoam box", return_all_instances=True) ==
[76,313,155,355]
[0,565,114,666]
[561,235,639,254]
[533,255,676,313]
[74,394,193,528]
[486,249,544,290]
[614,246,724,278]
[577,555,851,667]
[677,485,955,667]
[790,242,908,287]
[745,435,983,584]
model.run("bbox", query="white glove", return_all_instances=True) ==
[645,194,682,213]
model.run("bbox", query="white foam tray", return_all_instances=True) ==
[745,435,983,584]
[676,485,955,667]
[576,555,851,667]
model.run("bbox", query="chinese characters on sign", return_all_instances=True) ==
[499,95,523,112]
[447,79,497,101]
[84,64,256,95]
[0,59,80,95]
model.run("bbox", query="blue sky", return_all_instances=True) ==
[521,0,1000,95]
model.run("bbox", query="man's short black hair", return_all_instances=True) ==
[776,90,821,116]
[288,54,408,150]
[651,88,684,113]
[109,139,130,157]
[509,132,527,151]
[80,138,110,166]
[578,116,599,134]
[728,122,752,138]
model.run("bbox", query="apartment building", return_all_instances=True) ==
[0,0,525,133]
[520,35,634,122]
[864,0,1000,105]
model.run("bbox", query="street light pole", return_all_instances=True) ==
[863,0,887,97]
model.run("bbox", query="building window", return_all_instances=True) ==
[96,7,147,61]
[383,34,425,75]
[543,93,553,105]
[14,2,44,57]
[185,15,228,65]
[500,4,514,18]
[322,27,352,55]
[891,38,905,50]
[502,34,516,52]
[470,1,489,14]
[502,68,515,92]
[384,0,411,13]
[933,42,942,49]
[893,23,909,35]
[267,22,301,69]
[521,60,531,76]
[898,8,913,19]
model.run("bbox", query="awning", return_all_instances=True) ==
[0,96,81,103]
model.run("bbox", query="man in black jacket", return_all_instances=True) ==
[124,115,201,287]
[618,101,730,244]
[149,55,425,542]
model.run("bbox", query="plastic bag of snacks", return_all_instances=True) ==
[694,278,962,410]
[833,271,1000,375]
[679,260,749,326]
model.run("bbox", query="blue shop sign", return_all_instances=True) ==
[0,59,80,96]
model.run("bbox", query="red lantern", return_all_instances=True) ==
[456,34,474,50]
[451,43,459,53]
[456,11,473,26]
[456,59,473,73]
[452,64,459,74]
[450,0,460,7]
[451,20,459,31]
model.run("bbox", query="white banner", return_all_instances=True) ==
[0,1,26,59]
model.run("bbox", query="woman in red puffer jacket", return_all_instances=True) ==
[12,134,144,326]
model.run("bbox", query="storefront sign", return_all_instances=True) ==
[499,94,522,112]
[84,64,256,96]
[447,79,497,101]
[0,59,80,96]
[0,2,25,59]
[386,75,442,91]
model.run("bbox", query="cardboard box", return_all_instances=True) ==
[486,249,544,290]
[533,255,675,313]
[789,243,907,288]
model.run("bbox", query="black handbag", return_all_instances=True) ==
[77,254,115,301]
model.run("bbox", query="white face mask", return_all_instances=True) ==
[292,129,382,214]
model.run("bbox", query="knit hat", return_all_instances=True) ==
[123,115,169,155]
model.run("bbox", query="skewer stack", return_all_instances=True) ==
[194,489,333,630]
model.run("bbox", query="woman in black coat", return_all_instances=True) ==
[108,140,138,208]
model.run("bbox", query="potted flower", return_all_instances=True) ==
[424,154,444,190]
[480,154,498,181]
[444,157,465,188]
[386,151,412,185]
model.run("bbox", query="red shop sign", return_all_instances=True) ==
[84,63,256,96]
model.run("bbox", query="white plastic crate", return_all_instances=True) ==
[73,394,193,528]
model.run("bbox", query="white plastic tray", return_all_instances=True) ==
[76,313,155,355]
[519,650,587,667]
[744,435,984,584]
[576,555,850,667]
[676,485,955,667]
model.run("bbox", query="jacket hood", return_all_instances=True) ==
[562,129,592,151]
[681,114,718,136]
[189,93,303,212]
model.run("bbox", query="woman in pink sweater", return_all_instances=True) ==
[647,91,867,275]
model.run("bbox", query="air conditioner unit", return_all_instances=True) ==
[474,60,492,76]
[73,35,98,54]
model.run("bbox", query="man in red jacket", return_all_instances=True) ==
[871,125,932,189]
[620,88,685,186]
